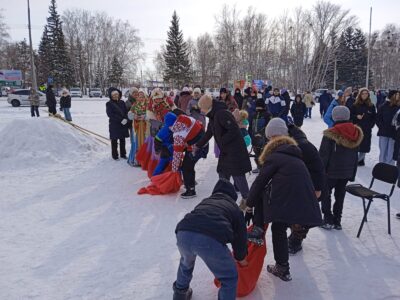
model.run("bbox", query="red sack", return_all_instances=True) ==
[136,138,153,171]
[138,171,182,195]
[214,225,268,297]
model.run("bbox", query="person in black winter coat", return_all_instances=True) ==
[45,85,57,115]
[376,90,399,164]
[290,95,307,127]
[350,88,376,166]
[197,94,252,207]
[173,179,248,300]
[287,124,325,254]
[106,87,130,160]
[246,122,322,281]
[281,89,291,117]
[60,89,72,121]
[234,88,244,110]
[319,106,363,230]
[319,90,332,117]
[250,99,272,173]
[390,91,400,162]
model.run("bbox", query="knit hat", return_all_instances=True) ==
[220,87,227,94]
[182,87,190,93]
[212,178,238,201]
[265,118,288,139]
[193,87,201,95]
[388,90,399,100]
[256,98,265,109]
[198,94,213,111]
[332,105,350,122]
[337,90,344,97]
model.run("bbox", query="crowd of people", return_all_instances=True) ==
[66,83,400,300]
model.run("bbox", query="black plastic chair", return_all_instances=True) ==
[345,163,398,238]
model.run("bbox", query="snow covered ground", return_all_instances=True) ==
[0,99,400,300]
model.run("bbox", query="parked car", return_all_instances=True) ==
[70,87,83,98]
[7,89,46,107]
[89,88,102,98]
[314,89,329,102]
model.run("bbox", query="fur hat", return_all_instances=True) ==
[193,87,201,95]
[265,118,288,139]
[198,94,213,111]
[220,87,227,94]
[332,105,350,122]
[129,87,139,95]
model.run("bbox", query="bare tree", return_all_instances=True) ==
[195,33,217,87]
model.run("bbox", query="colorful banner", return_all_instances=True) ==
[234,80,246,90]
[0,70,22,81]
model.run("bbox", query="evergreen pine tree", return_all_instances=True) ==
[94,59,102,88]
[336,27,369,88]
[163,11,191,87]
[108,55,123,87]
[38,0,74,87]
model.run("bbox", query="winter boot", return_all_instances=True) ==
[288,235,303,255]
[321,214,334,230]
[333,215,342,230]
[180,188,196,199]
[267,263,292,282]
[173,282,193,300]
[358,159,365,166]
[247,225,264,246]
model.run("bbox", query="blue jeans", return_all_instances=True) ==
[379,136,395,165]
[305,107,312,118]
[128,132,138,164]
[63,108,72,121]
[175,231,238,300]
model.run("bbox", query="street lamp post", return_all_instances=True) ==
[27,0,37,90]
[366,6,372,88]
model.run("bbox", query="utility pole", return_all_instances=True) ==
[366,6,372,88]
[333,56,337,91]
[27,0,38,90]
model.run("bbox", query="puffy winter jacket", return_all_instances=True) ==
[265,95,286,118]
[176,180,247,261]
[247,136,323,227]
[319,122,363,181]
[60,95,71,109]
[376,101,397,138]
[350,103,376,153]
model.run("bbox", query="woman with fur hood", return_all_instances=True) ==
[319,106,363,230]
[246,118,323,282]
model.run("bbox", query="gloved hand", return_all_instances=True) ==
[244,208,254,226]
[121,119,128,125]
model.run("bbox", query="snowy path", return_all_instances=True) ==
[0,100,399,300]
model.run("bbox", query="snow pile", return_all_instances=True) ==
[0,118,105,170]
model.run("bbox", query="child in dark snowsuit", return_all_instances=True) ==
[319,106,363,230]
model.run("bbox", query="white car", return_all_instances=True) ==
[7,89,46,107]
[89,88,102,98]
[70,87,83,98]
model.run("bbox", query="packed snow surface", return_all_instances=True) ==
[0,99,399,300]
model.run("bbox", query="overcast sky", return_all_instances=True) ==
[2,0,399,70]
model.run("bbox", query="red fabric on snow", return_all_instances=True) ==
[138,171,182,195]
[214,225,268,297]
